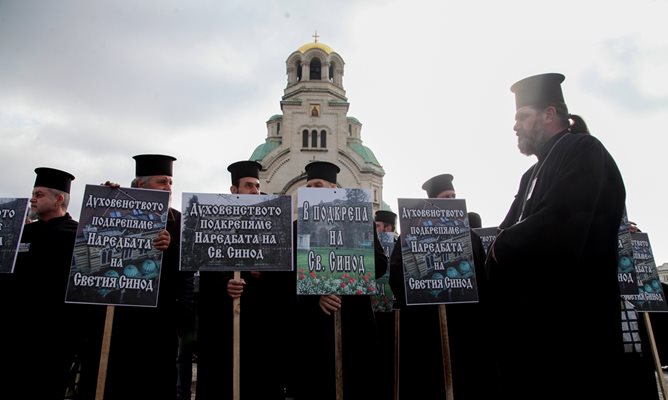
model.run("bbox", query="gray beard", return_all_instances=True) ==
[518,124,549,156]
[28,209,40,220]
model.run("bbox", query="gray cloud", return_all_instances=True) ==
[581,37,668,112]
[1,0,667,265]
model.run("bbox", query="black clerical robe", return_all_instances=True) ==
[486,131,626,398]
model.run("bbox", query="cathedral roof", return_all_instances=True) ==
[250,139,281,162]
[380,201,394,212]
[348,142,381,167]
[298,41,333,54]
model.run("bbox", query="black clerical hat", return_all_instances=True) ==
[133,154,176,177]
[33,167,75,193]
[305,161,340,184]
[375,210,397,226]
[227,160,262,184]
[511,73,566,109]
[421,174,454,198]
[468,212,482,229]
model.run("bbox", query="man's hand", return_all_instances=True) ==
[319,294,342,315]
[153,229,170,251]
[227,278,246,299]
[102,181,120,188]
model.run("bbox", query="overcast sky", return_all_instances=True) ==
[1,0,667,264]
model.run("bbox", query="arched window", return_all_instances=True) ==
[329,62,335,82]
[101,249,112,265]
[311,130,318,147]
[425,254,435,269]
[310,58,321,80]
[277,122,280,135]
[296,61,302,81]
[302,128,327,148]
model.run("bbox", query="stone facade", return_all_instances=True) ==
[249,39,386,210]
[658,262,668,283]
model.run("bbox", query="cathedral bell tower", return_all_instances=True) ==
[250,34,386,209]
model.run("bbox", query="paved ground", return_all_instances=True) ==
[187,366,668,400]
[190,363,196,400]
[657,370,668,398]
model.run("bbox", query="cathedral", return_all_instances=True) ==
[249,36,387,211]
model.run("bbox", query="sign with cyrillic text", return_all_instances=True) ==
[66,185,169,307]
[180,193,293,271]
[397,198,479,306]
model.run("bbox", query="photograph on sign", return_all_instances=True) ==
[0,198,29,274]
[65,185,169,307]
[296,187,376,296]
[397,198,479,306]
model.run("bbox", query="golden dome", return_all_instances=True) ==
[298,41,333,54]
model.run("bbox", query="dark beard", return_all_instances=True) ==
[518,122,549,156]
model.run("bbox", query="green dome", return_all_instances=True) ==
[250,140,281,162]
[380,201,394,212]
[348,142,381,166]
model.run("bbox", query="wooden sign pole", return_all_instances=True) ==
[393,308,401,400]
[643,312,668,400]
[233,270,241,400]
[95,305,115,400]
[335,310,344,400]
[438,304,454,400]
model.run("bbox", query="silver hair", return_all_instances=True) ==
[131,176,151,188]
[47,188,70,210]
